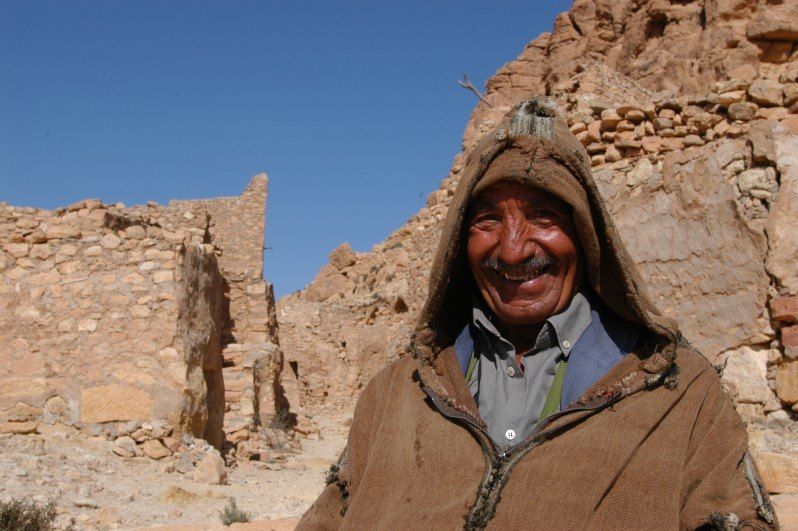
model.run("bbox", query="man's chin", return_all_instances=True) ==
[490,300,558,326]
[490,278,561,308]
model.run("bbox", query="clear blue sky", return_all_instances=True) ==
[1,1,571,297]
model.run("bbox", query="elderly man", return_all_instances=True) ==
[298,99,778,530]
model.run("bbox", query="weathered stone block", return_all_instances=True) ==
[766,126,798,293]
[154,270,173,283]
[3,243,29,257]
[100,234,122,249]
[748,79,784,106]
[192,449,226,484]
[773,297,798,324]
[141,439,171,459]
[329,243,357,270]
[304,265,354,302]
[782,326,798,359]
[112,435,140,458]
[0,421,38,434]
[80,385,153,423]
[755,451,798,494]
[600,109,622,131]
[721,347,770,404]
[728,102,758,121]
[776,361,798,404]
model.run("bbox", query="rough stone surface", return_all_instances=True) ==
[776,361,798,404]
[141,438,171,460]
[192,449,227,485]
[113,435,140,458]
[756,452,798,494]
[729,102,758,121]
[766,126,798,293]
[748,79,784,107]
[772,296,798,324]
[80,385,154,424]
[782,326,798,359]
[721,347,771,404]
[0,421,38,434]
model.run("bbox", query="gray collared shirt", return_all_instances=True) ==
[467,292,592,449]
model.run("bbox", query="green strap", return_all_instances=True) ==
[465,350,478,382]
[538,358,568,422]
[464,349,567,422]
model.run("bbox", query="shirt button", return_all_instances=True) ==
[563,340,571,349]
[505,429,516,441]
[505,365,516,377]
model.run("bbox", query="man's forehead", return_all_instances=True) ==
[471,180,567,209]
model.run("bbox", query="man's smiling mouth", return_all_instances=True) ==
[481,255,556,283]
[493,267,549,282]
[496,266,549,282]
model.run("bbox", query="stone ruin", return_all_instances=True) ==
[0,174,290,465]
[278,0,798,499]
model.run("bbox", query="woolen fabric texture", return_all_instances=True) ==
[297,98,778,530]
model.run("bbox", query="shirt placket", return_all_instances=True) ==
[498,342,524,446]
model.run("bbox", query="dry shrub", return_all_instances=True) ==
[220,498,250,526]
[0,498,58,531]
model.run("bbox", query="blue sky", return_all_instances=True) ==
[1,1,571,297]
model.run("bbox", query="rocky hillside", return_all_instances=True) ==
[277,0,798,496]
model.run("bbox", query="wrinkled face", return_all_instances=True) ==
[467,181,583,327]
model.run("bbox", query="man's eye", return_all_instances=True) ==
[472,214,500,225]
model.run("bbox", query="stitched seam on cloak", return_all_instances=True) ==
[474,398,622,528]
[462,423,499,530]
[742,449,776,526]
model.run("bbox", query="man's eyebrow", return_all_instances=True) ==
[470,198,498,213]
[526,198,546,208]
[526,196,569,211]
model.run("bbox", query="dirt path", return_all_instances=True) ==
[0,410,350,529]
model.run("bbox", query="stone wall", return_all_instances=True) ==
[0,174,285,455]
[277,0,798,496]
[170,176,273,345]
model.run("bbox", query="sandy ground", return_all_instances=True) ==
[0,409,350,530]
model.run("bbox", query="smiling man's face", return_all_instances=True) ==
[466,181,583,327]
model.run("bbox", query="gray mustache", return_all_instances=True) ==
[481,254,556,276]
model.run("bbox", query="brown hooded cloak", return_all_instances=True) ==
[297,98,778,530]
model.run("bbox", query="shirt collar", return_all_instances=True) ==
[471,290,593,358]
[546,290,592,357]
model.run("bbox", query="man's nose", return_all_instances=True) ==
[498,220,534,265]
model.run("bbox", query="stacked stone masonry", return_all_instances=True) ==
[0,174,286,459]
[277,0,798,499]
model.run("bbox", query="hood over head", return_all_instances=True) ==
[412,97,680,363]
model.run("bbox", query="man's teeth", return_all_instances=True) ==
[499,268,543,281]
